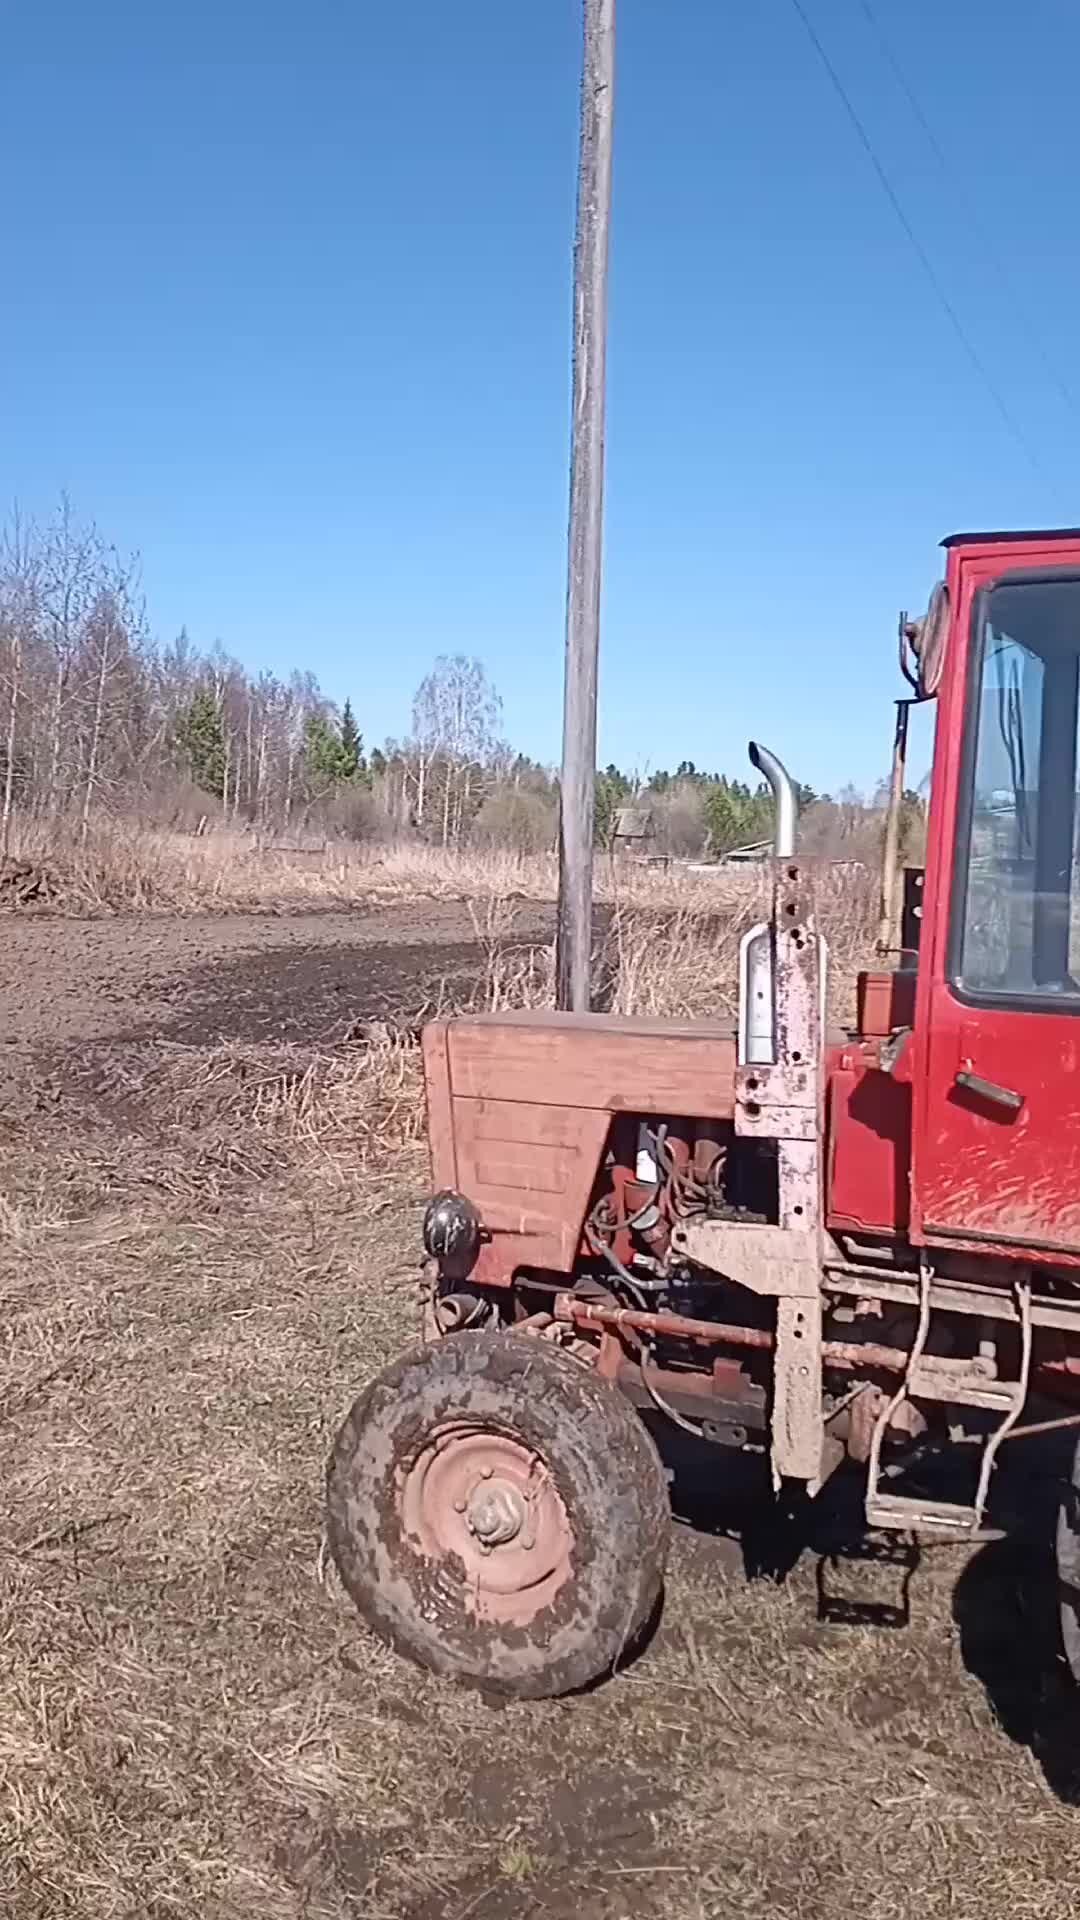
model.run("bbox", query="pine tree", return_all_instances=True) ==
[340,698,362,778]
[594,765,632,847]
[176,686,226,797]
[302,711,353,790]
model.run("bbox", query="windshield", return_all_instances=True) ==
[954,576,1080,1002]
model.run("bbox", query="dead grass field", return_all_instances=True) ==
[3,899,1080,1919]
[5,817,687,914]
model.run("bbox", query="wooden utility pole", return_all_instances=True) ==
[556,0,615,1012]
[876,698,911,956]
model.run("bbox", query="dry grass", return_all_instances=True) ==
[6,817,567,914]
[3,1159,1079,1919]
[0,1030,428,1243]
[603,861,877,1028]
[7,858,1069,1918]
[437,856,875,1029]
[4,815,832,919]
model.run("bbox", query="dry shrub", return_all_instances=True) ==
[247,1032,426,1177]
[8,816,188,912]
[127,1034,429,1195]
[2,820,565,914]
[469,784,557,854]
[466,896,555,1013]
[2,811,881,930]
[815,858,880,1023]
[607,904,753,1020]
[415,857,878,1031]
[0,1032,429,1247]
[604,859,875,1026]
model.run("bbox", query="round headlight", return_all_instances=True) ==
[422,1190,481,1277]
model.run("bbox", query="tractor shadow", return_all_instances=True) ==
[953,1538,1080,1802]
[652,1415,1080,1802]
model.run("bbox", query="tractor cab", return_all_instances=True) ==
[914,530,1080,1259]
[831,529,1080,1266]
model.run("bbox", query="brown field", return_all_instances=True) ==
[2,894,1080,1920]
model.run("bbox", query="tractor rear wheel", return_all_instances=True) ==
[1057,1445,1080,1683]
[326,1331,670,1698]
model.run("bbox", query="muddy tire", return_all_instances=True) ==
[326,1332,670,1698]
[1058,1453,1080,1682]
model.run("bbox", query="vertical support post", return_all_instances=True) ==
[877,699,911,958]
[556,0,616,1013]
[768,856,825,1489]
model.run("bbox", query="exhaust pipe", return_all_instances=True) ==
[739,742,797,1064]
[748,740,797,860]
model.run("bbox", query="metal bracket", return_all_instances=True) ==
[675,1221,819,1298]
[773,1297,825,1482]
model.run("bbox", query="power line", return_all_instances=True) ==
[786,0,1047,479]
[857,0,1078,419]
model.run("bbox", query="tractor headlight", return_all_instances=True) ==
[422,1190,481,1277]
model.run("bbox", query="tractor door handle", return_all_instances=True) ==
[954,1069,1024,1112]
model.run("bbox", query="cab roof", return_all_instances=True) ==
[942,528,1080,547]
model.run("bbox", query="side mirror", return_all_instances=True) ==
[900,580,949,699]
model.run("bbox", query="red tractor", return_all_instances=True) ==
[327,527,1080,1697]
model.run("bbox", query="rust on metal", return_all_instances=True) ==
[552,1292,1078,1399]
[555,1294,773,1350]
[556,1293,913,1374]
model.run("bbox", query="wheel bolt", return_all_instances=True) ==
[480,1465,494,1480]
[453,1498,466,1513]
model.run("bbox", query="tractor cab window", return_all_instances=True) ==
[955,576,1080,1003]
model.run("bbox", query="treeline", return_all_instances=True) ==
[0,500,916,860]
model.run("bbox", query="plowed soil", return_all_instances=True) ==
[1,904,1079,1920]
[0,903,550,1052]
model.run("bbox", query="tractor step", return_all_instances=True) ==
[863,1266,1033,1538]
[903,1364,1017,1412]
[865,1491,981,1534]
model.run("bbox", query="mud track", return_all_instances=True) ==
[0,903,552,1057]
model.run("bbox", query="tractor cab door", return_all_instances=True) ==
[913,549,1080,1263]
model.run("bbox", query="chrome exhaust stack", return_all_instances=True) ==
[748,739,797,861]
[738,742,798,1065]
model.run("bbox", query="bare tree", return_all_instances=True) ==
[0,498,597,857]
[411,656,503,847]
[80,594,119,839]
[0,510,38,857]
[37,499,111,813]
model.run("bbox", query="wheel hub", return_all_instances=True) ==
[399,1421,572,1624]
[466,1477,526,1547]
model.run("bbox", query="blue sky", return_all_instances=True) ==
[2,0,1077,795]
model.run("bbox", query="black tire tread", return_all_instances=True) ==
[1058,1471,1080,1682]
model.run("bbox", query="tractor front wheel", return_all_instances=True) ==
[326,1332,670,1698]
